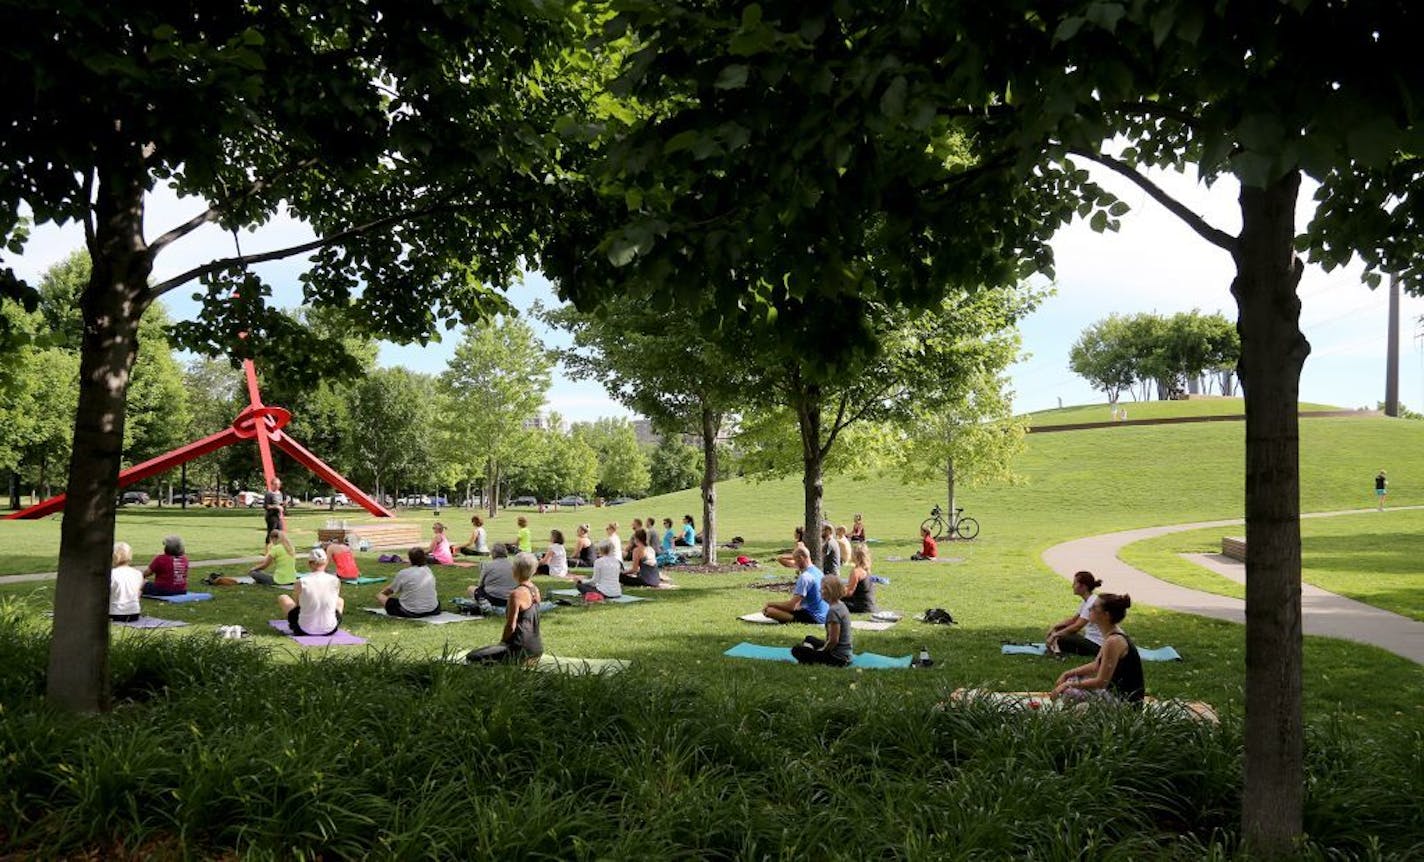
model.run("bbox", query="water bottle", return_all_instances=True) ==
[916,645,932,668]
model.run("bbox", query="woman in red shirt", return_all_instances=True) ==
[910,526,937,561]
[142,535,190,596]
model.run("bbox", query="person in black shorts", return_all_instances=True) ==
[263,477,284,534]
[1051,593,1145,704]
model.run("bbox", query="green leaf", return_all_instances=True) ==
[1108,201,1130,217]
[741,4,762,29]
[880,76,908,118]
[1053,16,1085,43]
[715,64,750,90]
[663,130,700,154]
[1346,117,1400,167]
[1089,210,1108,232]
[1085,3,1125,32]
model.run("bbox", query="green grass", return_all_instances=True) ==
[3,410,1423,855]
[1121,509,1424,622]
[1025,396,1344,427]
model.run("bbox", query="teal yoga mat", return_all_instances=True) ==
[723,641,914,669]
[347,576,388,585]
[999,642,1182,661]
[1001,643,1048,656]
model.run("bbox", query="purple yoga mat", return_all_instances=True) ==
[267,620,367,647]
[113,616,188,629]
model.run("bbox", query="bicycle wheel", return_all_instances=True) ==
[920,517,946,541]
[955,517,980,540]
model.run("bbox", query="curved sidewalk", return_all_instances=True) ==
[1041,507,1424,664]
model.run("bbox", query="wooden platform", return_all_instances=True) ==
[1221,536,1246,562]
[317,521,424,551]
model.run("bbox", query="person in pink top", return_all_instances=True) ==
[142,535,190,596]
[427,521,454,565]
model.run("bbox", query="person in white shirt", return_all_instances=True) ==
[535,529,569,577]
[574,539,623,599]
[459,514,489,556]
[1046,570,1105,656]
[109,541,144,621]
[378,547,441,617]
[277,548,344,636]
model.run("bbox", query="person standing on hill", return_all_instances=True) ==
[263,477,284,533]
[1376,470,1388,511]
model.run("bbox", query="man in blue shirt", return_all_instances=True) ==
[761,547,828,624]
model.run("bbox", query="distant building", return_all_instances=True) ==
[632,419,659,445]
[522,413,548,432]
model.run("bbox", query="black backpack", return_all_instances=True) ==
[922,608,957,625]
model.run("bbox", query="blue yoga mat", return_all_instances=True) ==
[145,592,212,604]
[870,575,891,585]
[723,642,914,669]
[1001,643,1048,656]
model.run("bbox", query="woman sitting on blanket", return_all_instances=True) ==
[377,547,441,618]
[109,541,144,622]
[570,523,594,567]
[247,530,298,586]
[849,513,867,543]
[620,529,663,588]
[535,529,569,577]
[277,548,344,636]
[792,575,852,667]
[762,547,828,624]
[575,539,623,600]
[834,524,853,569]
[1046,570,1105,657]
[1051,593,1145,704]
[776,526,809,568]
[843,543,877,613]
[459,515,489,556]
[909,526,937,561]
[467,552,543,665]
[325,539,361,581]
[427,522,455,566]
[142,535,190,596]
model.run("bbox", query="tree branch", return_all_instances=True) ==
[1068,147,1238,253]
[148,158,321,255]
[147,203,447,297]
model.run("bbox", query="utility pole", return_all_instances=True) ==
[1385,274,1400,417]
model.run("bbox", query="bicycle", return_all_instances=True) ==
[921,504,980,541]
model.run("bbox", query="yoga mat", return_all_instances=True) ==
[347,576,387,585]
[870,575,891,585]
[145,592,212,604]
[947,689,1216,722]
[1137,645,1183,662]
[361,608,482,625]
[267,620,367,647]
[738,612,782,624]
[1001,643,1048,656]
[112,616,188,629]
[870,611,903,622]
[850,620,897,631]
[534,655,630,676]
[550,588,648,603]
[723,642,914,669]
[884,556,964,564]
[549,588,580,597]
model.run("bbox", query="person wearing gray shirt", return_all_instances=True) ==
[468,544,517,608]
[791,575,853,667]
[377,547,440,617]
[819,523,841,578]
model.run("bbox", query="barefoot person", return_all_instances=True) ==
[762,547,827,625]
[1051,594,1144,704]
[843,543,877,614]
[466,552,543,665]
[466,544,517,612]
[1046,571,1104,657]
[247,530,298,586]
[276,548,345,636]
[109,542,143,622]
[377,547,440,618]
[792,576,852,666]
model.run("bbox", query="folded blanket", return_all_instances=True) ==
[723,641,914,669]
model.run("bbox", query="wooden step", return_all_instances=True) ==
[317,522,425,550]
[1221,536,1246,562]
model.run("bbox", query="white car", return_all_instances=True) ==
[235,491,263,507]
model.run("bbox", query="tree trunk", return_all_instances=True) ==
[1231,171,1308,858]
[47,161,153,712]
[945,457,957,531]
[10,471,21,510]
[486,458,499,518]
[793,384,825,567]
[699,405,720,565]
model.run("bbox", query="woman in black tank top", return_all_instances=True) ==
[466,552,543,665]
[1051,593,1144,704]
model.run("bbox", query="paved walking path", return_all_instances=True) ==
[0,557,261,586]
[1042,506,1424,664]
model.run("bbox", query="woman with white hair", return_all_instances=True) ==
[141,535,190,596]
[109,542,144,621]
[574,539,623,600]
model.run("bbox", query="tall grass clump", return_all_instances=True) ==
[0,609,1419,858]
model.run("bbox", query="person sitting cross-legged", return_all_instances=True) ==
[109,541,144,622]
[909,527,937,561]
[574,539,623,600]
[467,544,517,612]
[276,548,345,636]
[1051,593,1145,705]
[466,552,544,666]
[761,547,828,625]
[570,523,594,567]
[142,535,190,597]
[1046,570,1105,657]
[377,547,441,618]
[247,529,298,586]
[427,522,455,566]
[620,529,662,588]
[843,543,877,614]
[459,515,489,556]
[791,575,852,666]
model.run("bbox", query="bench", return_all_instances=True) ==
[317,522,424,551]
[1221,536,1246,562]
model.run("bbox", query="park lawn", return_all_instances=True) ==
[1120,508,1424,622]
[1024,396,1343,427]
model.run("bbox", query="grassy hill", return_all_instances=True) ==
[1025,396,1347,428]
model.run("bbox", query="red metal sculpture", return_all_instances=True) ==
[5,358,392,520]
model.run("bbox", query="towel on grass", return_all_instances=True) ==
[999,643,1183,661]
[723,641,914,669]
[361,608,482,625]
[145,592,213,604]
[738,612,784,624]
[267,619,367,646]
[850,620,897,632]
[112,616,188,629]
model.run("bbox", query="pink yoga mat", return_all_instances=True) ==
[267,620,367,647]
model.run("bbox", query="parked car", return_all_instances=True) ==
[555,495,587,507]
[118,490,150,505]
[508,495,539,508]
[606,497,635,506]
[234,490,263,508]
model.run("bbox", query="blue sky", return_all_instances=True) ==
[12,163,1424,421]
